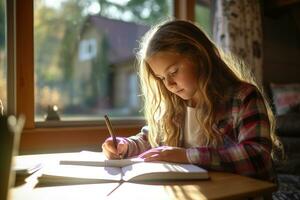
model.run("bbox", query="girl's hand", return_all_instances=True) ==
[138,146,188,163]
[102,137,128,159]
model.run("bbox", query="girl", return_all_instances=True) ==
[102,19,282,181]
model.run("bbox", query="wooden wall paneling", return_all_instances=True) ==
[16,0,34,129]
[19,126,142,154]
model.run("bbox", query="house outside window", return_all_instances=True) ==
[79,39,97,61]
[34,0,173,121]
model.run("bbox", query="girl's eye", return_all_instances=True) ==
[156,76,165,81]
[169,68,178,76]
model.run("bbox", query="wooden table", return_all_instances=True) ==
[10,153,277,200]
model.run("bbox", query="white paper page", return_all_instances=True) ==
[105,158,144,168]
[121,162,209,182]
[60,151,144,168]
[14,156,43,174]
[39,164,122,184]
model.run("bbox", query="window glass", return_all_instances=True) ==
[195,0,211,37]
[0,0,6,114]
[34,0,173,121]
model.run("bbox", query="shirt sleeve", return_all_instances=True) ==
[125,126,152,157]
[186,86,274,180]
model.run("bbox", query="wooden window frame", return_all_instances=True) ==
[8,0,195,154]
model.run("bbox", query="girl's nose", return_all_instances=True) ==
[165,76,176,88]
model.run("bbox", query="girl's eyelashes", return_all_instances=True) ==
[169,67,178,76]
[155,75,165,81]
[155,68,178,82]
[154,66,179,81]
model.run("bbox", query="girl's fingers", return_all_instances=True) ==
[102,141,118,159]
[138,146,176,161]
[105,141,118,154]
[102,137,129,159]
[117,142,128,155]
[102,143,112,159]
[102,146,113,159]
[138,148,161,159]
[143,153,160,162]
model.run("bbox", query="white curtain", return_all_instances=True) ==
[213,0,263,84]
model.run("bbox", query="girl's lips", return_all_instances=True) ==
[176,89,184,94]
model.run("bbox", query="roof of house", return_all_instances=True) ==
[84,15,149,65]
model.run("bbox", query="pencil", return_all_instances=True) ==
[104,115,118,149]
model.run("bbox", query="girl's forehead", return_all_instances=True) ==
[147,52,177,68]
[146,52,190,75]
[146,51,182,62]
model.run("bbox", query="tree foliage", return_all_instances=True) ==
[97,0,171,25]
[35,0,170,83]
[0,0,5,48]
[34,0,170,114]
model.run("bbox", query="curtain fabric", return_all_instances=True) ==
[212,0,263,84]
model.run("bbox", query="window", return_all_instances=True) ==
[195,0,212,37]
[11,0,205,153]
[79,39,97,61]
[0,0,6,114]
[34,0,174,122]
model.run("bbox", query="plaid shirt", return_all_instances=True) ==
[125,83,275,181]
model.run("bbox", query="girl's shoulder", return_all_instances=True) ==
[217,82,257,111]
[232,82,261,101]
[217,82,263,114]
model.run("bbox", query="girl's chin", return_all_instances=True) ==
[176,94,190,100]
[176,94,196,106]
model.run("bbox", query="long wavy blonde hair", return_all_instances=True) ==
[136,19,283,160]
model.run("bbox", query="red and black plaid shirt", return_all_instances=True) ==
[126,82,275,181]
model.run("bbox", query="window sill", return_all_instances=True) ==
[19,122,143,155]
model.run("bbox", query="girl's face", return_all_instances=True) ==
[147,51,200,106]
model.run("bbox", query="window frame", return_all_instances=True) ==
[8,0,195,154]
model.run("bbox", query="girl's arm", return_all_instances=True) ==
[124,128,189,162]
[187,86,274,180]
[124,126,152,157]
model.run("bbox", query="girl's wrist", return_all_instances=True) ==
[186,148,200,164]
[122,138,130,158]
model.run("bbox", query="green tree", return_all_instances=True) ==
[0,0,4,48]
[34,0,171,115]
[125,0,170,24]
[35,5,64,87]
[58,0,85,83]
[195,4,211,36]
[97,0,171,25]
[88,35,109,107]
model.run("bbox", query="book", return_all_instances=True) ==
[14,161,42,176]
[13,156,43,186]
[37,151,209,185]
[59,151,145,168]
[14,155,42,176]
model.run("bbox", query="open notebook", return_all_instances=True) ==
[38,151,209,185]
